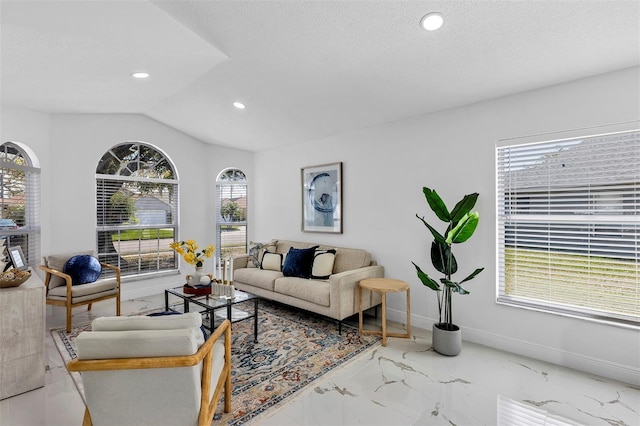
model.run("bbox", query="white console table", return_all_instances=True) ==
[0,274,45,400]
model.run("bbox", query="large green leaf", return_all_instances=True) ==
[431,241,457,275]
[446,211,479,244]
[412,262,441,291]
[423,187,450,222]
[440,278,470,295]
[459,267,484,284]
[450,193,479,222]
[416,214,446,243]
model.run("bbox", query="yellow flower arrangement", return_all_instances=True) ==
[170,240,215,268]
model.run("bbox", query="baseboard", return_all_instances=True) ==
[385,307,640,386]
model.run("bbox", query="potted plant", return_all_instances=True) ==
[412,187,484,356]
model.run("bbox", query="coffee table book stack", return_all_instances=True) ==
[183,273,236,298]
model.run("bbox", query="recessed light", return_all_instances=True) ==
[233,101,246,109]
[420,12,444,31]
[131,72,150,79]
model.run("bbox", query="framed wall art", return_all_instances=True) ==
[301,162,342,233]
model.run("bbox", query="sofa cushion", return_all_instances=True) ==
[248,240,278,268]
[274,277,330,307]
[332,247,371,273]
[311,249,336,279]
[282,246,318,278]
[94,312,206,346]
[261,252,282,272]
[63,255,102,285]
[47,278,119,303]
[233,268,282,291]
[76,328,200,360]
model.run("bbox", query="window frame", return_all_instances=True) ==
[95,142,179,278]
[215,168,248,263]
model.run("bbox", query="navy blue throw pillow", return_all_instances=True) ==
[282,246,318,278]
[63,255,102,285]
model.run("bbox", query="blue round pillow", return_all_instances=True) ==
[63,255,102,285]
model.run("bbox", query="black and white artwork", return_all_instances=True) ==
[301,162,342,233]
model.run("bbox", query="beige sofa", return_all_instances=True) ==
[231,240,383,333]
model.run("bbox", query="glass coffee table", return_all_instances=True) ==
[164,286,259,342]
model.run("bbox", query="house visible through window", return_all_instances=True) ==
[0,142,40,269]
[216,168,247,262]
[496,129,639,326]
[96,142,178,277]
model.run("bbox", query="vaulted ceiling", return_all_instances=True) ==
[2,1,639,152]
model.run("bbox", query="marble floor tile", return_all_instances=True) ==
[2,294,638,426]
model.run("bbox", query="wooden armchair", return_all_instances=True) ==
[67,314,232,426]
[40,251,121,332]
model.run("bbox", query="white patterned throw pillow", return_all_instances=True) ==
[248,239,278,268]
[261,251,283,272]
[311,249,336,279]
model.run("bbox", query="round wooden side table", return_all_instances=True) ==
[359,278,411,346]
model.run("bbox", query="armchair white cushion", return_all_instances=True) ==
[67,312,231,426]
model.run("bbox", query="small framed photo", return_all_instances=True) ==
[301,162,342,233]
[8,246,28,270]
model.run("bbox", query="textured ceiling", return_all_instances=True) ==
[1,1,639,152]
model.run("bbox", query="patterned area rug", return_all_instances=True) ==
[51,300,380,425]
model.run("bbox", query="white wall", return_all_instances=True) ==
[1,109,253,298]
[252,67,640,384]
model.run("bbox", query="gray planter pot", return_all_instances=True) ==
[432,323,462,356]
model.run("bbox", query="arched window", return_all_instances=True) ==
[216,168,247,263]
[0,142,40,269]
[96,142,178,277]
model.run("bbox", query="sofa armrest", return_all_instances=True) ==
[329,265,384,320]
[231,254,250,271]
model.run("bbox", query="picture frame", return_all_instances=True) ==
[8,245,28,270]
[301,162,342,233]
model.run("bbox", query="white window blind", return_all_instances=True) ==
[216,168,247,262]
[96,142,178,277]
[0,142,40,270]
[497,130,639,326]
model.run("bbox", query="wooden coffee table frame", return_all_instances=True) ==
[359,278,411,346]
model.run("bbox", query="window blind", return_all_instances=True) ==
[216,169,248,262]
[0,143,40,270]
[496,130,639,325]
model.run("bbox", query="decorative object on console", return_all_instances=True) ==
[301,162,342,233]
[0,267,31,288]
[8,245,28,270]
[412,187,484,356]
[170,239,215,284]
